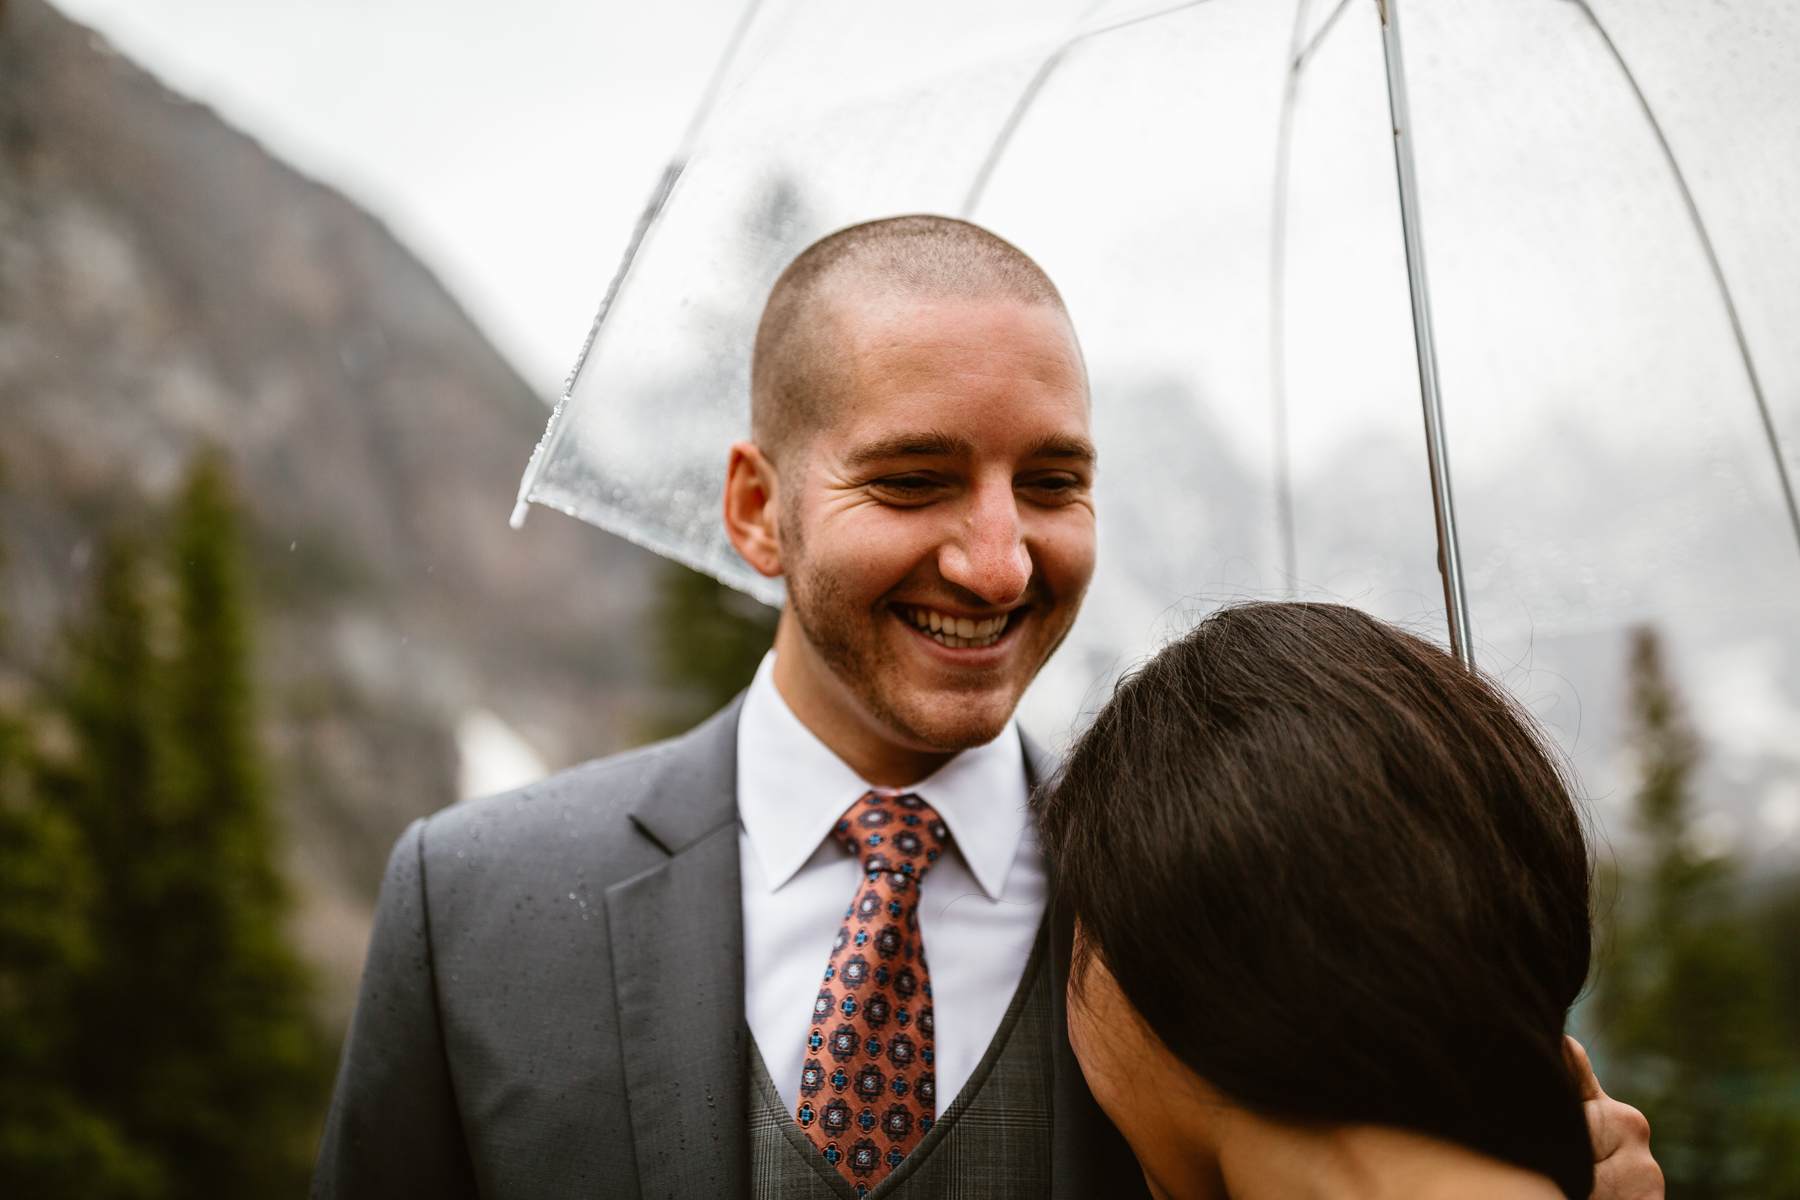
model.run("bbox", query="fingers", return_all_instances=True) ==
[1588,1131,1664,1200]
[1588,1101,1663,1200]
[1585,1089,1662,1199]
[1588,1093,1652,1161]
[1566,1036,1664,1199]
[1564,1034,1604,1102]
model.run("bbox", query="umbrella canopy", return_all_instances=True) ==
[515,0,1800,862]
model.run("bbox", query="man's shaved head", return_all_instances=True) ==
[723,214,1094,783]
[750,215,1075,465]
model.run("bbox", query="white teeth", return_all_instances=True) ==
[900,606,1013,649]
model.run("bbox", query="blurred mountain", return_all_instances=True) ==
[0,0,671,1019]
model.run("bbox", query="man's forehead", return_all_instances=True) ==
[826,295,1087,397]
[833,290,1077,355]
[782,284,1092,472]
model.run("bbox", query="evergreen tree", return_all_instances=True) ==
[1592,627,1800,1197]
[148,449,326,1194]
[0,518,162,1196]
[647,559,777,740]
[56,535,168,1108]
[0,709,164,1198]
[49,451,328,1195]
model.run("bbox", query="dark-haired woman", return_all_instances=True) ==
[1037,602,1631,1200]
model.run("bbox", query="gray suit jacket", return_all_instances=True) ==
[313,696,1147,1199]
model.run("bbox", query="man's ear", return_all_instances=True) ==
[723,441,784,578]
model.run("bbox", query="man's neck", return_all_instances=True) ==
[768,629,957,788]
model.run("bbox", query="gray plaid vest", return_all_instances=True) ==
[748,927,1054,1199]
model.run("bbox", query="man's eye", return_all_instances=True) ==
[1024,474,1085,497]
[880,475,936,491]
[867,475,948,505]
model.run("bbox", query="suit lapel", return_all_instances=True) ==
[601,710,1144,1199]
[606,698,750,1199]
[1023,729,1152,1200]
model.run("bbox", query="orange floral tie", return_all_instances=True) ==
[795,790,950,1196]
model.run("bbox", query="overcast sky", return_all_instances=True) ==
[55,0,746,394]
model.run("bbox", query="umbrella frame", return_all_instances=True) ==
[1376,0,1475,666]
[512,0,1800,664]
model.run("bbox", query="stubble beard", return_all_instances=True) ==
[784,552,1019,756]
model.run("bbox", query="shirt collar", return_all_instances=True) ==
[736,652,1031,901]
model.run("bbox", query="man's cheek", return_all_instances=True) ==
[1039,536,1098,605]
[849,527,949,592]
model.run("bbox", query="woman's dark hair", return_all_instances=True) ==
[1036,601,1594,1198]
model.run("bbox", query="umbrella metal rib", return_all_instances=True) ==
[959,0,1227,218]
[1377,0,1476,667]
[962,0,1480,658]
[1270,0,1359,596]
[1567,0,1800,561]
[511,0,770,532]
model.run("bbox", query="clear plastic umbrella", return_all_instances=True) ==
[513,0,1800,863]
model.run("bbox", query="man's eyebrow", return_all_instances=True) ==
[840,430,1098,470]
[842,430,973,469]
[1025,434,1098,467]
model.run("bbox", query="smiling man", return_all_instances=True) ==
[728,220,1096,786]
[714,221,1109,1197]
[314,217,1661,1200]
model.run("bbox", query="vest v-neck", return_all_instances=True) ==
[747,918,1053,1199]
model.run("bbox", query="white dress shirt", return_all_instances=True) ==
[738,652,1049,1115]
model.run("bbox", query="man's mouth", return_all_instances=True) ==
[891,604,1021,650]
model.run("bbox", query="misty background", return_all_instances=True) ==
[1,0,1796,1195]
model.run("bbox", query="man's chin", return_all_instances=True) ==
[884,693,1020,754]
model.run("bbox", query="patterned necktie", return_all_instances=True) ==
[795,790,951,1196]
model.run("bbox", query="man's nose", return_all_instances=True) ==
[938,483,1031,607]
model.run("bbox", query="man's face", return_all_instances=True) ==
[775,294,1096,756]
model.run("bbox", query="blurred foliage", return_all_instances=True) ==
[0,705,165,1198]
[1591,627,1800,1198]
[0,449,332,1196]
[644,558,777,740]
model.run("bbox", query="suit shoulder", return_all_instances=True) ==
[421,735,674,853]
[413,700,741,886]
